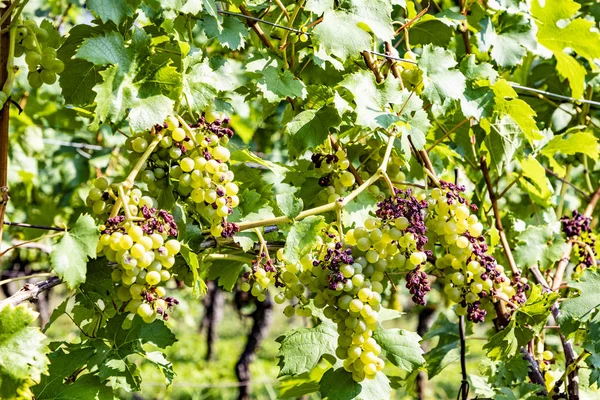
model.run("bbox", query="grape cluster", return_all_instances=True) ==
[130,114,239,238]
[15,20,64,88]
[311,145,355,203]
[429,181,514,322]
[561,210,597,271]
[95,194,181,326]
[240,253,281,302]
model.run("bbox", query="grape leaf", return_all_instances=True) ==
[204,16,248,50]
[76,32,133,70]
[372,328,424,372]
[410,16,453,47]
[257,66,307,103]
[311,0,394,60]
[0,305,49,400]
[50,214,99,289]
[182,59,219,112]
[532,0,600,99]
[422,313,461,378]
[560,270,600,323]
[491,80,542,145]
[418,45,466,108]
[285,107,341,158]
[277,322,338,377]
[283,216,326,264]
[319,368,391,400]
[128,95,175,132]
[541,130,599,176]
[277,193,304,219]
[514,225,568,271]
[518,156,553,206]
[340,72,404,129]
[180,246,208,298]
[87,0,136,24]
[207,258,248,291]
[478,12,537,68]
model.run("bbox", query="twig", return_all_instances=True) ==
[458,0,471,53]
[427,119,469,152]
[361,51,384,84]
[530,264,580,399]
[0,276,62,310]
[0,272,53,287]
[520,347,548,395]
[393,2,429,36]
[510,83,600,109]
[458,316,469,400]
[497,171,524,200]
[272,0,289,20]
[480,156,519,275]
[366,50,416,64]
[543,166,590,200]
[0,1,12,252]
[238,5,279,53]
[217,10,305,35]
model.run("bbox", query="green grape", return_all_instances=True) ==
[27,71,43,89]
[132,137,148,153]
[25,51,41,68]
[39,69,56,84]
[137,303,154,318]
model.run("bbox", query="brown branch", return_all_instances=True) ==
[361,51,384,84]
[238,5,279,54]
[480,156,519,275]
[393,2,429,36]
[384,42,404,89]
[0,276,62,310]
[520,347,548,395]
[543,166,590,200]
[458,0,471,53]
[529,264,579,399]
[0,2,11,252]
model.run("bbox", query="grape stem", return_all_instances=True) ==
[175,114,199,146]
[479,155,519,276]
[237,133,397,232]
[570,238,597,267]
[109,129,162,218]
[253,228,270,260]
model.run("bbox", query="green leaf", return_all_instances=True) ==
[341,191,377,228]
[180,246,208,298]
[340,72,405,129]
[478,13,536,68]
[418,45,466,106]
[311,0,394,60]
[532,0,600,99]
[0,305,49,400]
[76,32,133,70]
[182,59,219,111]
[514,224,568,271]
[50,214,99,289]
[128,95,175,132]
[204,16,248,50]
[518,156,553,206]
[491,80,542,145]
[285,107,341,158]
[410,16,453,47]
[483,120,522,175]
[207,258,248,291]
[422,313,461,378]
[87,0,136,24]
[277,193,304,219]
[283,216,326,264]
[541,130,599,176]
[483,318,520,361]
[372,328,424,372]
[257,66,307,103]
[319,369,391,400]
[33,345,111,400]
[277,322,338,377]
[560,269,600,322]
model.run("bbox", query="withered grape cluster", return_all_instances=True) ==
[562,210,597,272]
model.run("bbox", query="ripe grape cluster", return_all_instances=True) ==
[561,210,597,271]
[240,253,280,302]
[429,181,515,322]
[129,114,239,238]
[95,189,181,326]
[311,145,355,203]
[15,20,64,88]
